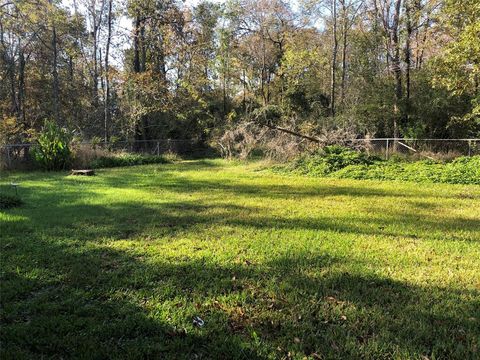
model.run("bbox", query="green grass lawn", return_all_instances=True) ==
[1,159,479,359]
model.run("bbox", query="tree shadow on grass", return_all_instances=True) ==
[141,200,476,243]
[91,164,480,201]
[54,200,480,242]
[0,239,264,359]
[2,187,477,245]
[2,164,479,358]
[1,234,478,359]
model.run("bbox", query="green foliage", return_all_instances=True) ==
[3,0,480,145]
[432,0,480,95]
[0,117,24,146]
[279,150,480,185]
[322,145,377,172]
[252,105,283,126]
[90,154,170,168]
[334,156,480,185]
[90,136,103,149]
[280,37,330,117]
[281,146,378,176]
[30,120,73,171]
[430,0,480,136]
[0,193,23,209]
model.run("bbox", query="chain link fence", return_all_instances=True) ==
[0,139,208,170]
[93,139,207,155]
[351,138,480,160]
[1,138,479,170]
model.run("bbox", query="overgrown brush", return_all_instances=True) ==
[276,145,379,176]
[274,147,480,185]
[217,119,364,161]
[335,156,480,184]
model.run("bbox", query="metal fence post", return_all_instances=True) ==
[386,139,389,160]
[468,140,471,157]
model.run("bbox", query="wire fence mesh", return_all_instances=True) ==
[353,138,480,159]
[0,139,205,170]
[1,138,479,170]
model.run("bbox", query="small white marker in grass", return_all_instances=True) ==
[192,316,205,327]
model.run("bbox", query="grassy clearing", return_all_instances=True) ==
[1,159,479,359]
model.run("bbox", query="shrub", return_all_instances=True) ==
[281,145,379,176]
[274,149,480,185]
[441,156,480,184]
[322,145,377,172]
[30,120,72,171]
[0,193,23,209]
[331,156,480,185]
[90,154,170,168]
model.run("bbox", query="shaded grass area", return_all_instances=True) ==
[1,159,479,359]
[0,193,22,210]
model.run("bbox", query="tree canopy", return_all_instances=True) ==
[1,0,479,145]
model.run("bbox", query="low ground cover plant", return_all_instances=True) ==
[277,145,379,177]
[335,156,480,184]
[274,146,480,185]
[89,153,171,168]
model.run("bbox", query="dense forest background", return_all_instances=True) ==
[1,0,479,147]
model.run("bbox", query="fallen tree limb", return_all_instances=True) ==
[263,123,321,143]
[398,141,435,160]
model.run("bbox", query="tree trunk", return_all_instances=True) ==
[92,12,98,107]
[330,0,338,118]
[139,20,146,72]
[223,69,227,117]
[18,47,25,124]
[6,49,17,116]
[404,0,412,125]
[340,0,348,107]
[243,68,246,113]
[104,0,112,142]
[391,0,402,142]
[133,16,141,73]
[155,31,167,81]
[52,23,60,123]
[417,16,429,70]
[261,28,267,106]
[133,15,141,145]
[133,15,147,144]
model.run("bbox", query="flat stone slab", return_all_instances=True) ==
[71,169,95,176]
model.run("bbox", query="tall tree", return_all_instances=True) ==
[374,0,403,139]
[330,0,338,117]
[103,0,112,141]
